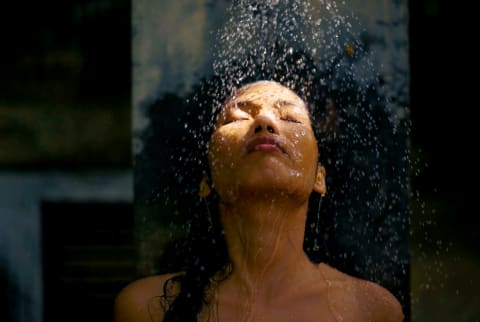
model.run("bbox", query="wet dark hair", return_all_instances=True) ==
[156,44,352,322]
[140,20,413,315]
[148,37,384,322]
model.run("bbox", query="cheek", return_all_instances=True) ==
[208,129,245,195]
[208,129,242,171]
[288,129,318,164]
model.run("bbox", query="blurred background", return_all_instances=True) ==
[0,1,478,322]
[0,1,134,322]
[409,1,479,321]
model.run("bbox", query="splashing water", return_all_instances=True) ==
[206,0,368,112]
[134,0,410,311]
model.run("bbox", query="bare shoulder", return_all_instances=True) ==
[355,278,404,322]
[114,272,183,322]
[318,263,404,322]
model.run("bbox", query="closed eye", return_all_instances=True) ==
[280,117,301,123]
[223,118,249,125]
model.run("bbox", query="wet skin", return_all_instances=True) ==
[208,80,325,203]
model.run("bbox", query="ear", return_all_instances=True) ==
[313,164,327,196]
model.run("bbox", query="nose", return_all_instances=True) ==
[252,113,278,135]
[254,124,275,134]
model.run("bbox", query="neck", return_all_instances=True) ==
[218,193,314,295]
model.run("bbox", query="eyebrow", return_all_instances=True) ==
[273,99,297,108]
[227,99,298,109]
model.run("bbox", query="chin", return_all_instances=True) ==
[237,169,310,197]
[241,162,287,183]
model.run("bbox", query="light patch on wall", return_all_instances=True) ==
[133,0,208,116]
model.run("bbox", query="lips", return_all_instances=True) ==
[246,136,288,155]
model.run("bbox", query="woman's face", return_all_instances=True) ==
[208,81,323,202]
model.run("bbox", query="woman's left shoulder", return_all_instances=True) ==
[318,263,404,321]
[354,278,404,322]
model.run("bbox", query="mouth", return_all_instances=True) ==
[246,136,288,155]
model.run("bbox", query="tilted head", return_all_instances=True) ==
[208,80,326,204]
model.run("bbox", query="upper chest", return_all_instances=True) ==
[198,281,372,322]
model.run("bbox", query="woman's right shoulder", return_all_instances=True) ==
[114,272,183,322]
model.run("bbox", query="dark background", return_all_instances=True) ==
[409,1,479,320]
[0,1,478,321]
[409,0,477,250]
[0,1,131,169]
[0,2,133,322]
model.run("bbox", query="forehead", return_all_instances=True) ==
[226,81,305,106]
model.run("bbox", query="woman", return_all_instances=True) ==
[114,81,404,322]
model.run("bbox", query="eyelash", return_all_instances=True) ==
[223,118,249,125]
[280,117,301,123]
